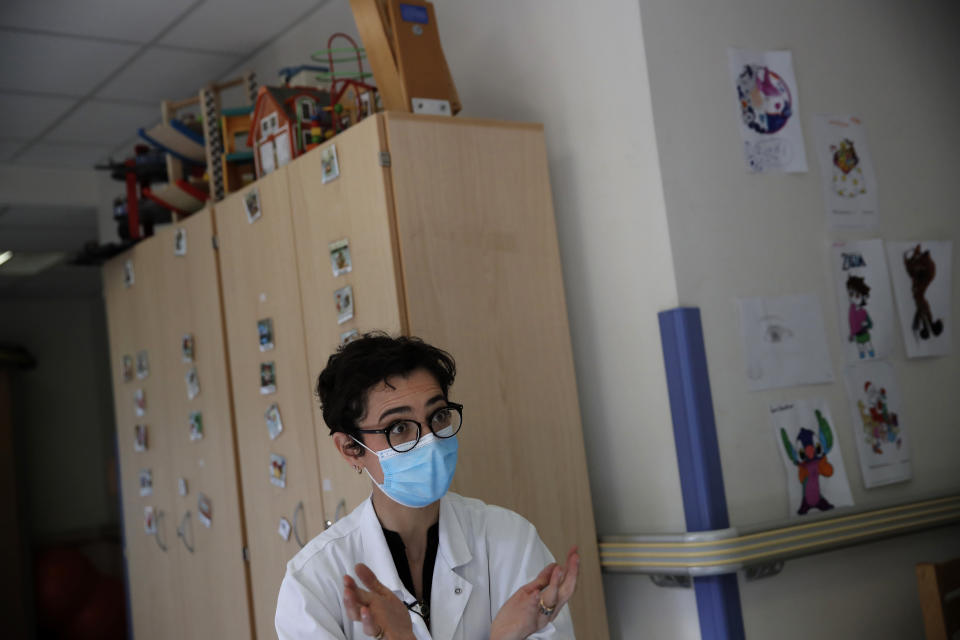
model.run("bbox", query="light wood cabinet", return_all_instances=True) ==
[103,209,252,640]
[104,113,608,640]
[214,167,331,640]
[287,114,609,639]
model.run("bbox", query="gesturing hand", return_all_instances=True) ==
[343,563,416,640]
[490,546,580,640]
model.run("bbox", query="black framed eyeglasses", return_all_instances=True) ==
[356,402,463,453]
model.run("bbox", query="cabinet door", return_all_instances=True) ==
[287,116,405,525]
[215,168,327,640]
[382,114,610,639]
[104,240,184,640]
[153,210,253,640]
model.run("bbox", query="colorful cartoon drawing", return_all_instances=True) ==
[846,275,875,359]
[736,64,793,134]
[856,381,900,455]
[830,138,867,198]
[779,410,836,515]
[903,245,944,340]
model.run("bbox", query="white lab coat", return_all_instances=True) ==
[275,492,575,639]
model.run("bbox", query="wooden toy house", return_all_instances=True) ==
[247,85,332,178]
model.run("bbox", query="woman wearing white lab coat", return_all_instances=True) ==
[275,334,578,640]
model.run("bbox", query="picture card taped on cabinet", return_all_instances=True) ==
[144,506,157,535]
[843,361,911,488]
[188,411,204,442]
[139,469,153,497]
[260,361,277,395]
[738,293,834,391]
[335,285,354,324]
[174,227,187,256]
[265,403,284,440]
[198,493,212,528]
[258,317,274,352]
[830,240,896,364]
[122,354,133,382]
[278,517,291,541]
[181,333,195,363]
[135,350,149,380]
[812,115,879,228]
[134,424,148,452]
[270,453,287,488]
[185,366,200,401]
[770,398,854,518]
[134,388,146,417]
[329,238,352,277]
[244,187,262,224]
[123,260,134,288]
[727,48,808,173]
[321,144,340,184]
[887,241,953,358]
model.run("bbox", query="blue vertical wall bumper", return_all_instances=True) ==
[658,307,745,640]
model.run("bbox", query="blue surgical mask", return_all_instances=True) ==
[353,433,458,508]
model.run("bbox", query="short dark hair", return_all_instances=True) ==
[315,332,456,449]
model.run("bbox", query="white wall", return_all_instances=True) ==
[222,1,698,637]
[638,0,960,637]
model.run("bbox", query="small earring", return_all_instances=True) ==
[353,465,363,474]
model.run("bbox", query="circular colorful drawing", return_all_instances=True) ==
[736,65,793,134]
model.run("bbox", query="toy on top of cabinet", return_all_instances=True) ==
[247,84,333,179]
[309,33,382,141]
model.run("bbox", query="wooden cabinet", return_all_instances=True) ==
[105,113,608,640]
[215,167,330,640]
[287,114,609,639]
[103,209,252,640]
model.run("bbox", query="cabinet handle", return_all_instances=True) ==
[177,510,195,553]
[155,510,168,552]
[292,501,306,549]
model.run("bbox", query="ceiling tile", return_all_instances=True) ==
[0,0,200,43]
[45,101,159,147]
[0,94,78,140]
[0,140,26,161]
[0,32,138,95]
[15,142,115,170]
[159,0,319,54]
[96,47,240,103]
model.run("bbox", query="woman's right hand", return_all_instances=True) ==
[343,563,416,640]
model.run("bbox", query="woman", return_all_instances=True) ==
[276,333,578,639]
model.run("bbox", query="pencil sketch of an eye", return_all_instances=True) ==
[760,315,794,344]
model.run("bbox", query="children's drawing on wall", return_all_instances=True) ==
[843,362,911,488]
[830,240,895,363]
[770,399,854,517]
[887,241,953,358]
[727,49,808,173]
[738,294,834,391]
[812,115,879,228]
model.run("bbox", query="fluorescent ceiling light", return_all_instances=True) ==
[0,251,67,276]
[0,251,12,267]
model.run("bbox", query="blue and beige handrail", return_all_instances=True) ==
[599,493,960,578]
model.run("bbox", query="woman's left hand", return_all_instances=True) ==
[343,563,416,640]
[490,546,580,640]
